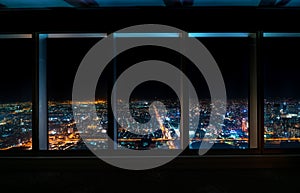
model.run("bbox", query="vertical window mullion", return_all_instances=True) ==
[249,32,258,149]
[38,34,48,150]
[257,30,264,153]
[32,33,39,151]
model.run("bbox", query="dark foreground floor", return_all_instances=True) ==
[1,156,299,193]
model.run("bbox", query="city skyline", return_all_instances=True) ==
[2,95,300,150]
[46,98,249,150]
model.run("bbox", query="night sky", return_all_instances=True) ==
[4,35,297,104]
[0,38,33,103]
[0,35,253,102]
[0,36,252,104]
[198,37,250,99]
[47,36,251,102]
[47,38,104,101]
[264,37,300,99]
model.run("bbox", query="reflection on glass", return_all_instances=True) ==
[264,33,300,148]
[0,37,33,150]
[47,36,108,150]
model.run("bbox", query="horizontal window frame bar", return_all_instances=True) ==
[113,32,181,38]
[44,33,107,38]
[263,33,300,37]
[188,32,255,38]
[0,34,32,39]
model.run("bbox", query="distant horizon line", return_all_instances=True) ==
[3,97,299,106]
[0,97,258,105]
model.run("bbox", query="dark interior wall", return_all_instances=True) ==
[1,6,300,192]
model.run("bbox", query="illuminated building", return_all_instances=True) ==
[242,117,248,133]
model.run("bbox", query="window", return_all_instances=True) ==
[112,32,183,150]
[0,34,33,150]
[188,33,256,149]
[264,33,300,149]
[39,33,108,150]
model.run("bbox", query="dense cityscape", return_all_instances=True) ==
[9,97,300,150]
[264,98,300,148]
[48,100,108,150]
[0,102,32,150]
[0,98,250,150]
[117,98,249,150]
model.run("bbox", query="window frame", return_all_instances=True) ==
[0,33,35,154]
[38,33,108,155]
[261,32,300,154]
[186,32,258,155]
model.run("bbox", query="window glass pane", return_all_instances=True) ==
[46,35,108,150]
[113,33,182,150]
[264,33,300,148]
[0,37,33,150]
[189,33,253,149]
